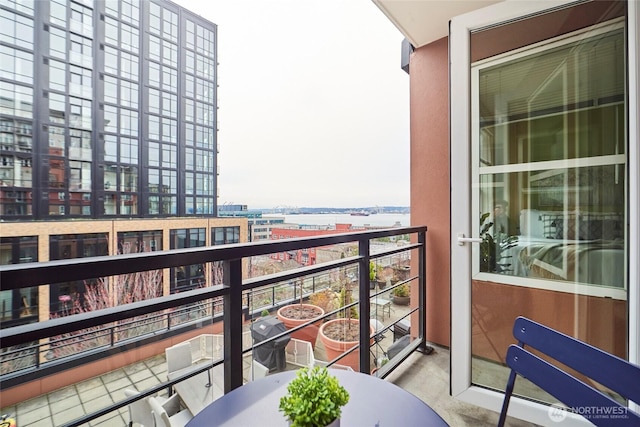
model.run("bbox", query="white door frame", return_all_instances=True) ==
[450,0,639,424]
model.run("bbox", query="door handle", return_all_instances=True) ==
[457,233,483,246]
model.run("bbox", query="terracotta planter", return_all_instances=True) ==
[277,304,324,349]
[393,265,411,282]
[392,295,410,306]
[319,318,374,371]
[375,279,387,290]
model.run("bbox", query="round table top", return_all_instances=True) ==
[186,369,449,427]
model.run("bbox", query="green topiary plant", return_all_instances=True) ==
[391,283,409,297]
[279,366,349,427]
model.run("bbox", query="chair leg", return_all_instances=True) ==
[497,369,517,427]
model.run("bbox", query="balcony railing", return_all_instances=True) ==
[0,226,427,426]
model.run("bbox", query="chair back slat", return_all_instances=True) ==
[512,317,640,402]
[506,345,640,427]
[498,316,640,427]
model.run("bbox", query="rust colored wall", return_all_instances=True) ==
[409,37,451,347]
[471,280,627,363]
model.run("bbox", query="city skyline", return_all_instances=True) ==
[173,0,410,209]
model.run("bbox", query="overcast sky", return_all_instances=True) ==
[173,0,409,209]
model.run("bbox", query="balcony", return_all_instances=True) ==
[0,227,530,426]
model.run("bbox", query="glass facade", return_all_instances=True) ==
[0,0,218,219]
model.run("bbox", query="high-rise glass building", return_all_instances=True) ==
[0,1,246,328]
[0,0,218,219]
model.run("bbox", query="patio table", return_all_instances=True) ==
[186,369,449,426]
[168,364,224,415]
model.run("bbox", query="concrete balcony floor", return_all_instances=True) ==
[1,296,540,427]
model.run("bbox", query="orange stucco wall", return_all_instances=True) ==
[409,37,451,347]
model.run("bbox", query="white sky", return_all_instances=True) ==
[173,0,409,209]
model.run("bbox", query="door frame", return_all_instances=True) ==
[449,0,639,424]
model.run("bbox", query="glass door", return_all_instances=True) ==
[450,1,638,424]
[472,20,627,395]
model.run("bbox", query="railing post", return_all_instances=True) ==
[358,238,371,373]
[417,229,432,354]
[223,258,243,392]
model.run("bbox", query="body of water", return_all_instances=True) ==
[271,213,410,227]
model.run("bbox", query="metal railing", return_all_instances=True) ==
[0,226,428,426]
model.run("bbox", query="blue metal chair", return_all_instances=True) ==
[498,316,640,427]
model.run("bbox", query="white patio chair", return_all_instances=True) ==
[149,394,193,427]
[166,341,192,375]
[124,388,167,427]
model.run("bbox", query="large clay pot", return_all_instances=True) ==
[319,318,374,371]
[392,295,410,306]
[277,303,324,349]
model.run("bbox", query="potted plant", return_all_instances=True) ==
[370,262,387,290]
[277,280,324,349]
[369,261,377,290]
[390,283,410,306]
[392,264,411,282]
[279,366,349,427]
[318,285,373,371]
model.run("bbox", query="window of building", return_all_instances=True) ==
[49,92,65,124]
[119,108,138,136]
[69,96,91,129]
[212,226,240,245]
[163,9,177,42]
[170,228,206,292]
[149,2,161,35]
[69,160,91,191]
[120,0,139,26]
[69,64,92,99]
[120,165,137,192]
[120,80,138,109]
[0,236,38,327]
[0,9,33,50]
[104,46,118,76]
[104,104,117,132]
[105,16,119,46]
[149,88,160,114]
[48,59,66,92]
[0,81,33,118]
[118,230,162,254]
[120,51,138,80]
[68,128,91,160]
[48,125,65,149]
[48,233,108,315]
[104,134,117,162]
[120,23,138,54]
[148,115,160,140]
[162,66,177,91]
[69,34,92,68]
[120,137,137,165]
[5,0,34,16]
[69,1,92,37]
[149,61,160,87]
[0,46,33,84]
[161,91,176,117]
